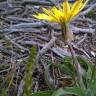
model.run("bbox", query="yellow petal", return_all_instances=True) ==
[49,7,63,23]
[42,8,52,16]
[33,14,58,22]
[33,14,51,20]
[42,7,59,22]
[63,1,70,21]
[71,0,83,12]
[51,7,62,18]
[33,0,88,24]
[79,0,89,11]
[70,0,82,19]
[70,0,88,19]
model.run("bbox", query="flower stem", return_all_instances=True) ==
[61,23,85,89]
[61,23,73,42]
[68,42,85,90]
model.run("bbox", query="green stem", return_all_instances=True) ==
[61,23,85,89]
[68,42,85,90]
[61,23,73,42]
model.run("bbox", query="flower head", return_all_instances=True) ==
[33,0,88,24]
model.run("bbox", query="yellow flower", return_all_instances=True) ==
[33,0,89,24]
[33,0,88,42]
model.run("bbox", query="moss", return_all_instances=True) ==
[23,46,37,96]
[86,9,96,20]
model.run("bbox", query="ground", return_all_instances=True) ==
[0,0,96,96]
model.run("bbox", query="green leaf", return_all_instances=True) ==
[44,64,56,89]
[32,90,53,96]
[59,56,76,80]
[63,87,85,96]
[52,88,65,96]
[86,80,96,96]
[52,87,85,96]
[77,56,96,87]
[77,56,89,69]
